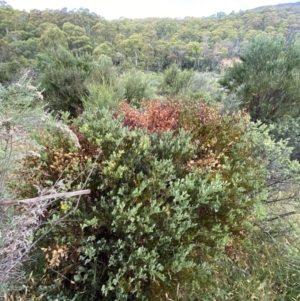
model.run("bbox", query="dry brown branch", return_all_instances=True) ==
[0,189,91,206]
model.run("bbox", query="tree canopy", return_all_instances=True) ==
[1,3,300,75]
[220,35,300,123]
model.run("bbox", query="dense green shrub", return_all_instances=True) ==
[161,64,194,96]
[87,55,117,87]
[83,55,125,110]
[119,71,157,106]
[82,82,123,111]
[36,46,93,114]
[17,99,270,300]
[84,69,158,110]
[219,35,300,123]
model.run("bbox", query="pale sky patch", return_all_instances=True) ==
[5,0,300,20]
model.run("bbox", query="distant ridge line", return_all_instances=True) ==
[252,1,300,11]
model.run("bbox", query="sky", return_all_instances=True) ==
[5,0,300,20]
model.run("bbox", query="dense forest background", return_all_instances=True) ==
[1,1,300,301]
[1,0,300,77]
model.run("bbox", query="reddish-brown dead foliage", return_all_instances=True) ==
[117,100,180,133]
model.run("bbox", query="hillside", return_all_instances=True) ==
[1,1,300,300]
[1,0,300,83]
[253,1,300,10]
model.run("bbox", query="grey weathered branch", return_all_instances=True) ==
[0,189,91,206]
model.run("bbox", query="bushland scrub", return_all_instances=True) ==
[1,35,300,300]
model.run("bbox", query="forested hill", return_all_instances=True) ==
[253,1,300,11]
[1,0,300,82]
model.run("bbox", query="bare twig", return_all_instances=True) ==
[0,189,91,206]
[265,211,297,222]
